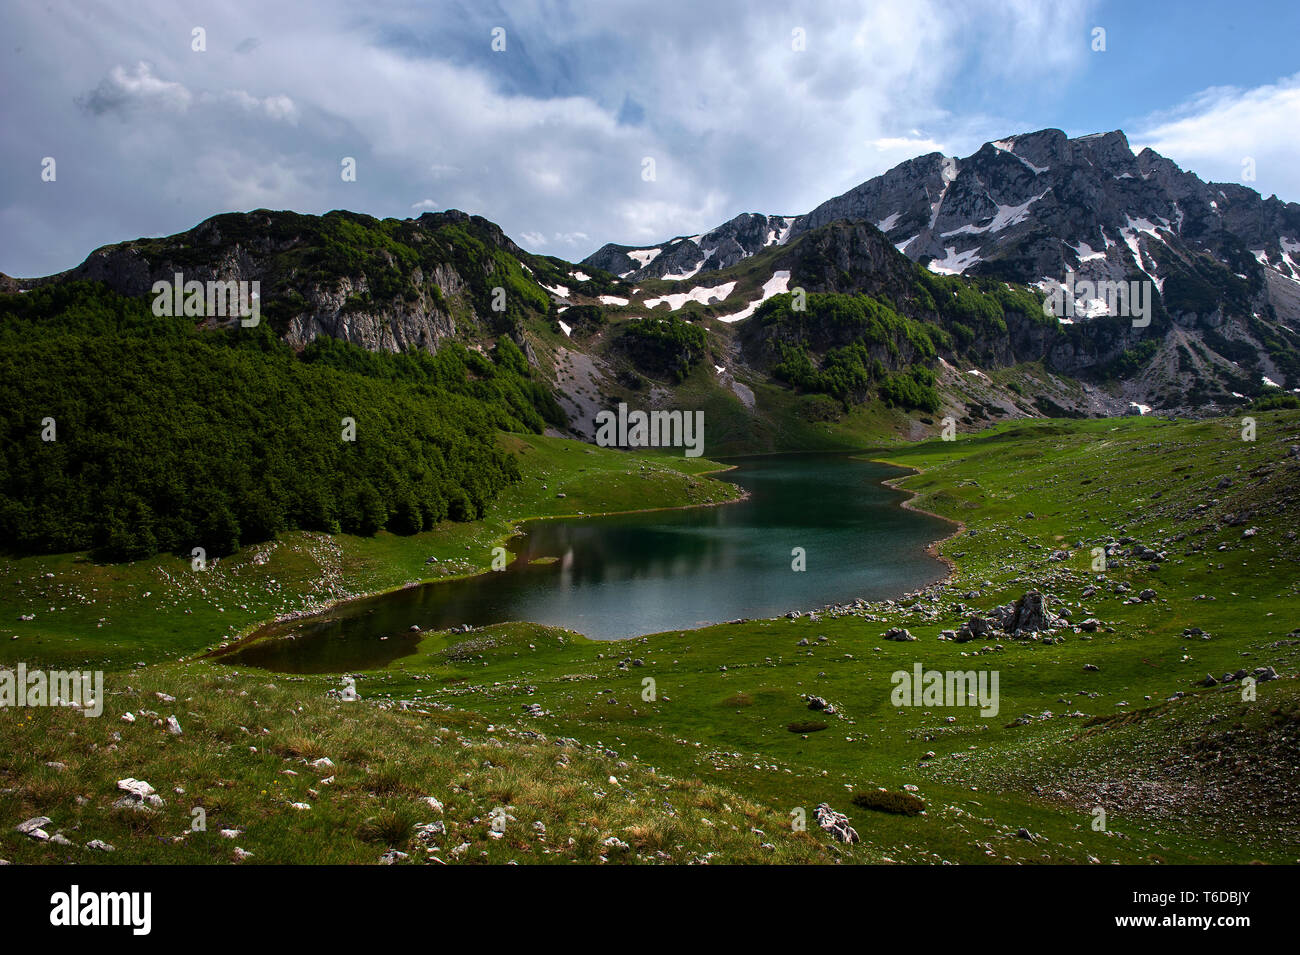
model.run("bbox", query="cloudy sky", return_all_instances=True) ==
[3,0,1298,277]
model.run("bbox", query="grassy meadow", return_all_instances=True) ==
[3,410,1299,864]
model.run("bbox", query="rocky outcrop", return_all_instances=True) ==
[1008,590,1053,634]
[590,128,1300,407]
[15,208,544,356]
[584,212,797,281]
[814,803,859,844]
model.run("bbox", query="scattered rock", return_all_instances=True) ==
[814,803,859,844]
[328,676,359,702]
[414,821,446,846]
[15,816,51,839]
[117,777,155,798]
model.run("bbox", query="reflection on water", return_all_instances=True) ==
[221,453,950,673]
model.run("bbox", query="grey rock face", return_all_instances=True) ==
[584,212,797,281]
[587,128,1300,405]
[589,129,1300,310]
[1009,591,1053,634]
[13,209,520,357]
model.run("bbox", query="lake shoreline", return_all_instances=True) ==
[205,461,751,661]
[214,454,954,667]
[873,461,966,578]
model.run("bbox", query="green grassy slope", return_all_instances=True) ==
[4,411,1298,864]
[352,409,1300,865]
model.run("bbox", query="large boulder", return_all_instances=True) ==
[1009,591,1054,634]
[954,614,992,642]
[814,804,859,844]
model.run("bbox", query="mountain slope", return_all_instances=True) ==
[6,208,623,360]
[582,129,1300,411]
[588,129,1300,299]
[582,212,798,282]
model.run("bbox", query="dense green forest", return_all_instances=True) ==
[617,315,710,382]
[0,283,564,560]
[751,292,946,410]
[742,275,1051,412]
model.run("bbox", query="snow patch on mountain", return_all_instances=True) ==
[1072,241,1107,263]
[942,191,1048,237]
[714,271,791,323]
[662,248,715,281]
[876,211,902,231]
[928,247,982,275]
[626,248,662,268]
[992,139,1048,174]
[644,281,737,311]
[1119,227,1145,271]
[765,216,796,246]
[1126,216,1168,238]
[928,157,959,228]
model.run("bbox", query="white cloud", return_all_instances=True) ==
[220,90,300,124]
[79,61,192,115]
[1133,73,1300,201]
[871,136,947,154]
[1,0,1102,276]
